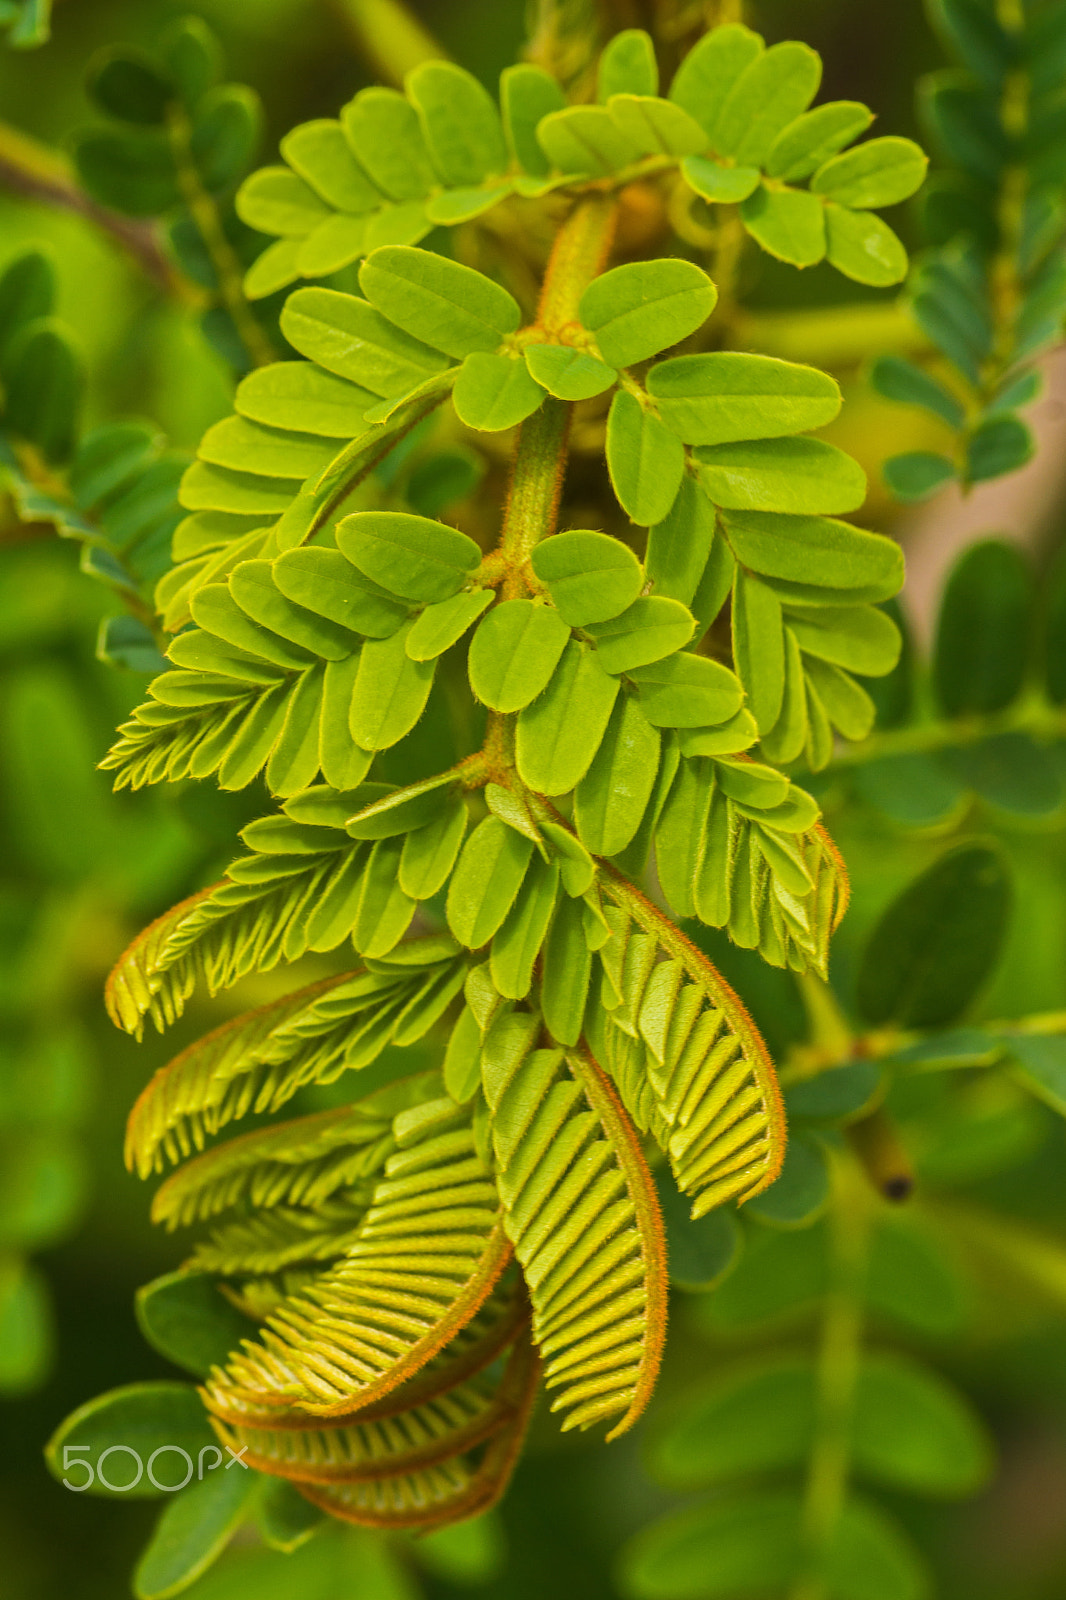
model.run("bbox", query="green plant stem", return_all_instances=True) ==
[0,117,188,296]
[330,0,448,84]
[826,693,1066,770]
[166,106,276,370]
[791,1161,871,1600]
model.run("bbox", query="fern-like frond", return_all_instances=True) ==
[105,886,218,1038]
[289,1328,540,1532]
[588,873,788,1217]
[479,1012,668,1439]
[150,1101,400,1228]
[203,1095,511,1417]
[191,1200,372,1275]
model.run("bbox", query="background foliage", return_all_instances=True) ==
[4,2,1066,1599]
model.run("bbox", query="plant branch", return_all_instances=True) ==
[0,118,190,297]
[166,106,276,369]
[825,694,1066,770]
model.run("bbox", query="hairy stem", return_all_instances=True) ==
[329,0,448,84]
[790,1161,871,1600]
[166,106,276,370]
[0,118,188,296]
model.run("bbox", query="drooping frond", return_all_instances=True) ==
[587,879,788,1217]
[124,959,463,1177]
[149,1099,402,1228]
[105,886,217,1038]
[478,1010,668,1438]
[191,1201,372,1275]
[288,1328,540,1532]
[203,1094,512,1417]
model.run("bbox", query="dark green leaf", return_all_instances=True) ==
[933,540,1032,715]
[744,1133,830,1228]
[653,1165,741,1291]
[133,1466,258,1600]
[785,1061,883,1123]
[868,356,965,428]
[45,1383,215,1498]
[856,843,1012,1029]
[882,451,957,502]
[135,1273,253,1378]
[965,414,1034,483]
[2,319,83,461]
[87,48,174,125]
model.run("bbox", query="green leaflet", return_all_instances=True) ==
[236,165,330,235]
[346,771,458,837]
[235,361,375,437]
[586,596,695,674]
[575,694,661,856]
[608,96,709,159]
[691,533,736,631]
[732,569,785,734]
[668,23,764,144]
[196,416,336,481]
[811,136,928,208]
[713,41,822,166]
[598,29,658,100]
[765,101,874,181]
[320,656,374,789]
[720,510,902,597]
[179,460,293,516]
[453,352,546,431]
[579,260,718,370]
[491,857,561,999]
[280,117,380,212]
[189,585,313,669]
[229,560,359,660]
[760,628,808,766]
[359,246,520,359]
[536,105,643,177]
[467,599,571,712]
[647,353,841,446]
[679,707,758,757]
[681,156,761,203]
[631,652,744,729]
[336,510,482,602]
[406,61,508,187]
[540,895,593,1045]
[352,837,415,956]
[266,665,326,795]
[399,799,468,898]
[740,185,827,268]
[646,474,717,608]
[524,343,618,401]
[501,63,566,177]
[340,86,435,201]
[786,604,901,675]
[273,547,409,638]
[656,756,713,919]
[695,438,867,515]
[804,656,876,741]
[349,621,436,748]
[539,819,596,896]
[447,816,535,947]
[825,204,908,286]
[531,530,643,626]
[405,588,493,660]
[516,641,620,795]
[279,288,448,396]
[868,356,966,430]
[606,390,685,525]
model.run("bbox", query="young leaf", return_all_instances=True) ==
[631,652,744,728]
[524,343,618,400]
[447,816,534,946]
[453,352,546,431]
[696,438,867,516]
[714,42,822,166]
[587,596,695,673]
[516,641,620,794]
[501,63,566,176]
[826,204,908,286]
[606,390,685,525]
[575,695,661,856]
[647,352,841,446]
[811,136,928,208]
[668,23,765,143]
[740,185,827,268]
[359,245,521,358]
[598,29,658,100]
[531,530,643,626]
[766,101,874,181]
[336,510,481,602]
[467,599,571,711]
[406,61,508,187]
[579,260,717,370]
